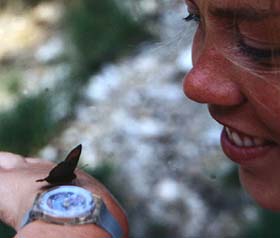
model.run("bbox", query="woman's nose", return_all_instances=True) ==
[183,48,245,106]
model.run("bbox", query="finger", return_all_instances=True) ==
[0,152,26,170]
[25,157,53,165]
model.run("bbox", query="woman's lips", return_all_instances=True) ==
[224,126,271,147]
[221,126,276,165]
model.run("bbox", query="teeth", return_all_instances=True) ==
[225,127,232,140]
[243,137,254,147]
[225,127,266,147]
[231,132,244,147]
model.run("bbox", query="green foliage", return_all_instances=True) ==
[6,79,20,94]
[21,0,44,6]
[0,67,21,95]
[0,0,44,10]
[0,93,56,155]
[0,221,15,238]
[244,209,280,238]
[64,0,150,80]
[146,222,173,238]
[86,162,115,185]
[221,166,241,188]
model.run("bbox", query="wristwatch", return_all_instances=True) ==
[20,185,123,238]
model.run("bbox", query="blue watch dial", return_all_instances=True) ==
[48,192,89,212]
[39,186,95,218]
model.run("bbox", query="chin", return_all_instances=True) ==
[239,168,280,211]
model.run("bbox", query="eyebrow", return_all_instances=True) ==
[209,5,280,21]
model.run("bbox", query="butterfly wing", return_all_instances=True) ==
[36,144,82,184]
[63,144,82,173]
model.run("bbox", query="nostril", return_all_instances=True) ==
[0,152,26,170]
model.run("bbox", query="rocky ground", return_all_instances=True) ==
[0,1,258,237]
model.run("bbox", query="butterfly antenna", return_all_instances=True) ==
[78,163,89,171]
[36,178,46,182]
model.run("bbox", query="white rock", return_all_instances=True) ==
[39,146,58,162]
[155,178,181,202]
[176,45,193,72]
[202,124,223,146]
[85,64,122,102]
[35,36,64,63]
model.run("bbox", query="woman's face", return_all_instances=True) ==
[183,0,280,210]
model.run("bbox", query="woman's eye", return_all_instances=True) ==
[184,13,201,24]
[237,37,280,69]
[238,39,275,60]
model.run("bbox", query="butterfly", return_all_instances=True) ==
[36,144,82,184]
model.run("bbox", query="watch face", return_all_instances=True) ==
[38,186,95,218]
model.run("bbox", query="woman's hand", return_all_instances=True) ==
[0,152,128,238]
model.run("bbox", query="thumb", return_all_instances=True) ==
[0,152,26,170]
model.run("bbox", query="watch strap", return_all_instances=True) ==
[20,209,32,228]
[19,201,124,238]
[98,202,123,238]
[20,207,123,238]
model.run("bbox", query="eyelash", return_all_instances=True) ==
[184,10,279,69]
[183,13,201,23]
[237,38,279,61]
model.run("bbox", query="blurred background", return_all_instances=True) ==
[0,0,279,237]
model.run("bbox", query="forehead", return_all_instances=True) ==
[206,0,279,11]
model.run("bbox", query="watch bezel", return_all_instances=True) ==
[30,185,103,225]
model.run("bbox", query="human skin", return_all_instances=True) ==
[0,152,128,238]
[183,0,280,211]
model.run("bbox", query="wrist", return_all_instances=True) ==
[16,220,109,238]
[15,184,46,230]
[17,184,128,238]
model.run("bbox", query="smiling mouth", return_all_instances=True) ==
[224,126,274,147]
[221,126,277,164]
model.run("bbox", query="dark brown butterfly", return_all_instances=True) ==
[36,144,82,184]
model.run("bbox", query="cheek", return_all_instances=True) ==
[241,78,280,135]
